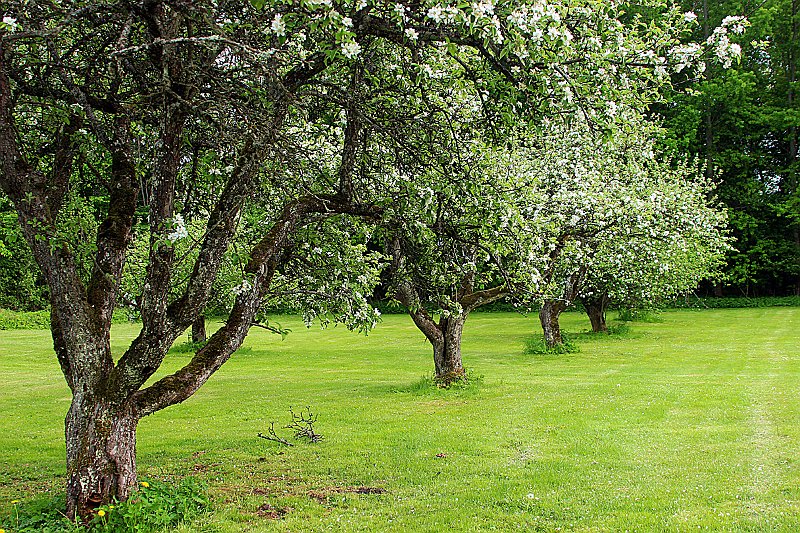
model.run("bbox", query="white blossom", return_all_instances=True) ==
[471,0,495,17]
[393,3,408,20]
[167,214,188,242]
[231,279,252,297]
[427,5,445,23]
[1,15,19,32]
[341,40,362,59]
[271,13,286,36]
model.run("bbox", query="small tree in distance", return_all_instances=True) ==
[519,120,731,347]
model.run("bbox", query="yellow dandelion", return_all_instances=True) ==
[140,481,150,488]
[11,500,19,504]
[97,509,106,517]
[1,528,6,533]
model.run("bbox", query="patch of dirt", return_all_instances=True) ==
[256,502,292,519]
[308,486,387,502]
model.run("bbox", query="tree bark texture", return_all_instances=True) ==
[65,397,138,518]
[1,19,356,518]
[539,300,567,348]
[582,292,610,333]
[388,234,507,385]
[432,316,466,384]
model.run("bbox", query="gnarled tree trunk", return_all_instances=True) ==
[539,300,567,347]
[389,235,507,385]
[432,315,466,384]
[65,397,139,518]
[581,292,610,333]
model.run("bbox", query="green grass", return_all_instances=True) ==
[1,309,799,531]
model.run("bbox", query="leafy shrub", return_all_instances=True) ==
[575,322,632,341]
[169,340,209,354]
[1,478,210,533]
[523,333,580,354]
[394,370,484,395]
[0,309,51,330]
[91,478,210,532]
[666,296,800,309]
[607,322,631,335]
[1,495,82,533]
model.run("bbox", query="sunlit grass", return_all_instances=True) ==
[1,308,799,531]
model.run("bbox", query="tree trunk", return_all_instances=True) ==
[582,293,609,333]
[539,300,566,347]
[65,397,138,518]
[433,315,466,385]
[191,315,207,344]
[714,283,724,297]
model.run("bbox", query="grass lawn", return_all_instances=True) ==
[1,308,799,531]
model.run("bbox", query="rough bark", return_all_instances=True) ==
[65,397,138,519]
[432,315,466,384]
[539,300,567,348]
[538,269,585,347]
[581,292,610,333]
[1,23,320,518]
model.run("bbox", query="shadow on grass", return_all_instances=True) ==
[572,323,641,341]
[169,340,254,357]
[388,371,485,398]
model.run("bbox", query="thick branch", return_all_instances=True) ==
[460,285,508,313]
[130,196,320,416]
[389,233,444,345]
[86,115,139,331]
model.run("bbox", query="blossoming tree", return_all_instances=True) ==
[517,120,730,347]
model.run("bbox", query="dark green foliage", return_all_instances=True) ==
[0,201,48,311]
[523,333,580,354]
[90,478,209,532]
[0,309,51,330]
[168,340,209,354]
[660,0,800,296]
[0,496,82,533]
[1,479,210,533]
[666,295,800,308]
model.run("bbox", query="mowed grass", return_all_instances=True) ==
[1,308,799,531]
